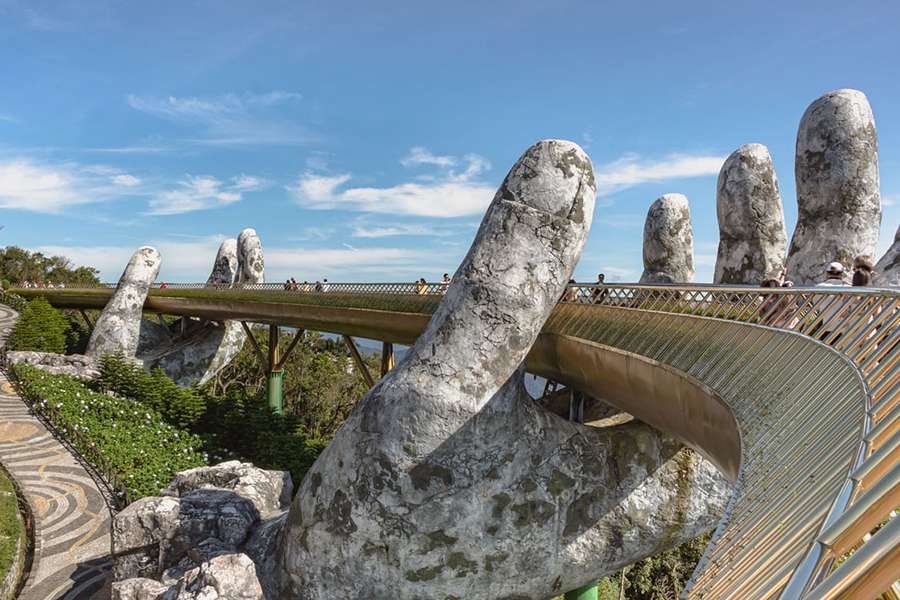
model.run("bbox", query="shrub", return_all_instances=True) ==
[13,364,206,500]
[0,289,27,312]
[97,354,206,429]
[8,297,70,353]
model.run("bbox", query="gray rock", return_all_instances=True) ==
[787,89,882,284]
[172,553,264,600]
[111,578,171,600]
[639,193,694,283]
[137,319,172,356]
[875,225,900,287]
[161,461,292,516]
[87,246,161,358]
[6,351,100,379]
[714,144,788,284]
[277,141,729,599]
[114,496,182,554]
[236,229,265,285]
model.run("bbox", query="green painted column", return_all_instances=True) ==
[564,583,598,600]
[267,369,284,415]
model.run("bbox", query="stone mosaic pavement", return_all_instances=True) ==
[0,304,111,599]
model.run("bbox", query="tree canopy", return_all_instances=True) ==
[0,245,100,286]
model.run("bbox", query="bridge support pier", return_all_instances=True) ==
[380,342,395,377]
[240,322,306,416]
[343,335,375,387]
[564,583,598,600]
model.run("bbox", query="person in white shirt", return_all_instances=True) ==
[815,261,851,342]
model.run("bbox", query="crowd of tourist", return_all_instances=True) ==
[16,280,66,289]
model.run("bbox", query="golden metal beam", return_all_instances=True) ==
[380,341,395,377]
[343,335,374,387]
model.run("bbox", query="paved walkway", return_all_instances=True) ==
[0,304,111,599]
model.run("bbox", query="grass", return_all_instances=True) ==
[0,466,24,592]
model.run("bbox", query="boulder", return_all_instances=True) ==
[112,496,181,581]
[875,225,900,287]
[639,193,694,283]
[714,144,788,284]
[161,461,292,516]
[111,578,170,600]
[172,553,264,600]
[6,351,99,379]
[278,141,728,599]
[786,89,881,284]
[87,246,161,358]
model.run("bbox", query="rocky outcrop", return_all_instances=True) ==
[714,144,787,284]
[640,193,694,283]
[6,351,100,379]
[140,237,257,387]
[87,247,161,359]
[112,462,291,599]
[278,141,728,599]
[786,89,882,284]
[875,225,900,287]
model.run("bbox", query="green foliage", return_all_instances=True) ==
[0,289,27,312]
[63,310,94,354]
[97,354,206,429]
[205,330,373,439]
[0,466,24,588]
[0,245,100,286]
[197,386,327,486]
[9,297,70,353]
[13,364,206,500]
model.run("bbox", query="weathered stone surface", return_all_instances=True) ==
[236,229,265,285]
[639,193,694,283]
[161,461,292,516]
[714,144,788,284]
[139,237,248,387]
[207,239,239,286]
[111,577,170,600]
[6,351,99,379]
[173,553,264,600]
[137,319,172,356]
[113,496,182,554]
[278,141,729,599]
[87,246,161,358]
[787,89,882,284]
[875,225,900,287]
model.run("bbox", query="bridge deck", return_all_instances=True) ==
[15,283,900,599]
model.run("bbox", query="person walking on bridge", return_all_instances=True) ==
[814,262,851,343]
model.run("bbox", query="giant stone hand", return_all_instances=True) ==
[278,140,729,599]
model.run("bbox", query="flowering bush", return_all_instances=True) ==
[13,364,206,500]
[0,289,27,312]
[97,354,206,428]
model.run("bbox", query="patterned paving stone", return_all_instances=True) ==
[0,304,111,599]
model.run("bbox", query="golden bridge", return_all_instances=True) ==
[17,282,899,599]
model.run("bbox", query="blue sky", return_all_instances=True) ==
[0,0,898,283]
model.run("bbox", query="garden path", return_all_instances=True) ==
[0,304,111,599]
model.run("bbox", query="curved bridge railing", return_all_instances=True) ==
[14,282,899,599]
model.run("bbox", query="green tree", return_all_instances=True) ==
[9,297,70,353]
[0,245,100,286]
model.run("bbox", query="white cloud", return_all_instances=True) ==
[0,159,142,212]
[231,175,265,191]
[290,150,494,218]
[39,239,454,282]
[595,152,726,196]
[0,113,17,124]
[113,174,141,187]
[401,147,457,168]
[882,193,898,208]
[127,91,311,146]
[351,224,441,238]
[148,174,261,216]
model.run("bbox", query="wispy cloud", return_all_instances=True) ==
[290,147,495,218]
[147,174,262,216]
[127,91,312,147]
[39,238,455,281]
[595,152,726,196]
[351,224,442,238]
[882,193,898,208]
[0,159,142,212]
[0,113,17,124]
